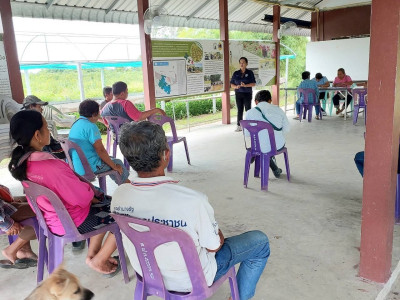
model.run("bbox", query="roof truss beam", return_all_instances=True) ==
[106,0,121,14]
[46,0,56,9]
[228,0,246,15]
[186,0,213,21]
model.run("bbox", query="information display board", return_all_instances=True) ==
[151,39,276,99]
[0,34,11,97]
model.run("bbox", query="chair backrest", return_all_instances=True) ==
[240,120,277,155]
[352,88,368,106]
[59,139,96,181]
[298,88,318,105]
[148,115,179,142]
[22,180,81,239]
[111,213,209,296]
[103,116,130,143]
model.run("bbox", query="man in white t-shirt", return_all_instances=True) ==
[111,121,270,300]
[245,90,290,178]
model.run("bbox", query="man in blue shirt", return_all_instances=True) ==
[294,71,320,120]
[312,73,330,116]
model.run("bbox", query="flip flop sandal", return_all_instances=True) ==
[15,258,37,268]
[0,259,29,269]
[103,256,121,279]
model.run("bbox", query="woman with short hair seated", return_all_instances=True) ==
[8,110,121,275]
[69,99,130,184]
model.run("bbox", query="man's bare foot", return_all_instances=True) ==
[86,257,117,274]
[108,257,118,265]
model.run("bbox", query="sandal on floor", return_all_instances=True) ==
[15,258,37,268]
[103,256,121,278]
[0,259,29,269]
[293,116,300,120]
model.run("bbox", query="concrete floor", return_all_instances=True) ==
[0,112,397,300]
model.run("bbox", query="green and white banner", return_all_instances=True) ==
[151,39,276,99]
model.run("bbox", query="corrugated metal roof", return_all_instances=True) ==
[9,0,371,36]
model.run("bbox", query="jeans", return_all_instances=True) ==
[354,151,365,177]
[236,92,252,126]
[295,100,320,116]
[95,157,130,184]
[214,231,270,300]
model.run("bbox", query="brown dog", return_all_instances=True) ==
[25,266,94,300]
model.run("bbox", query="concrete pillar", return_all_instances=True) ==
[101,68,105,88]
[137,0,156,110]
[359,0,400,283]
[0,0,24,103]
[272,5,280,106]
[219,0,230,124]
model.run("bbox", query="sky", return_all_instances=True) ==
[12,17,143,63]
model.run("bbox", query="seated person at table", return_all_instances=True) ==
[294,71,320,120]
[69,99,130,184]
[9,110,121,275]
[22,95,66,160]
[0,184,37,269]
[332,68,353,115]
[101,81,165,126]
[354,145,400,177]
[100,86,113,110]
[245,90,290,178]
[312,73,330,116]
[111,121,270,300]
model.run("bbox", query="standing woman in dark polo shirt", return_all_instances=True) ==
[230,57,256,132]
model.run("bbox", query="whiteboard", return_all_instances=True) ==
[306,37,370,81]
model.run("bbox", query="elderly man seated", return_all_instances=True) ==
[245,90,290,178]
[111,121,270,300]
[294,71,320,120]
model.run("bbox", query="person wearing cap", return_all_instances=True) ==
[312,73,330,116]
[22,95,48,112]
[22,95,66,160]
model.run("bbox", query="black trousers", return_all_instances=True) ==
[235,92,252,126]
[333,93,353,108]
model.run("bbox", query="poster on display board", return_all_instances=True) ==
[151,39,276,99]
[0,34,12,97]
[152,39,224,99]
[229,40,276,87]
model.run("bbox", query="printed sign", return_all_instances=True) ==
[0,35,11,97]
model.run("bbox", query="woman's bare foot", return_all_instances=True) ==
[2,248,17,264]
[108,256,118,265]
[86,257,117,274]
[16,244,37,260]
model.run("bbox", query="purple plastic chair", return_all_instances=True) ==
[240,120,290,191]
[110,213,239,300]
[22,180,130,284]
[352,88,368,125]
[103,116,130,169]
[60,139,122,194]
[148,115,191,172]
[298,88,321,122]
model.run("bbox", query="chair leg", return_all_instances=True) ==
[254,156,260,178]
[123,158,130,170]
[134,279,146,300]
[183,138,191,165]
[364,106,367,125]
[299,105,303,122]
[112,141,117,158]
[37,230,47,283]
[308,106,313,122]
[48,237,64,274]
[106,129,111,154]
[260,155,270,191]
[113,228,130,283]
[244,151,252,187]
[283,150,290,181]
[167,144,173,172]
[99,176,107,194]
[353,106,359,125]
[228,267,240,300]
[395,174,400,223]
